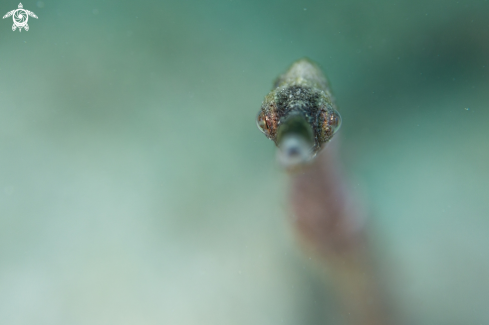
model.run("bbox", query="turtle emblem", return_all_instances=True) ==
[3,3,38,32]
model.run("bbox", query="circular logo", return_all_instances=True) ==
[13,9,27,26]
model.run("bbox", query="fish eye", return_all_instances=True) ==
[320,110,342,139]
[256,111,269,134]
[328,110,342,133]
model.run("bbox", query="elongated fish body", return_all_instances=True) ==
[256,58,341,167]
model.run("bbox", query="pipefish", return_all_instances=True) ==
[256,58,341,168]
[256,59,390,324]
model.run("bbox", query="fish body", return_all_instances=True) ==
[257,58,341,167]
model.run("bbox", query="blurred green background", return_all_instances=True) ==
[1,0,488,324]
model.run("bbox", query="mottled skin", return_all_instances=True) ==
[257,58,341,156]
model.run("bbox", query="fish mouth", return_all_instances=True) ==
[275,113,316,168]
[276,112,315,146]
[276,134,314,169]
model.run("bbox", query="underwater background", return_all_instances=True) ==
[1,0,488,324]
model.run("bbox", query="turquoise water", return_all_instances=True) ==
[1,0,488,324]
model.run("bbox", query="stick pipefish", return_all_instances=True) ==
[256,58,341,169]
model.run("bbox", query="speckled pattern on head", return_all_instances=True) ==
[256,58,341,156]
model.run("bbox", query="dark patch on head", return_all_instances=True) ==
[272,85,329,152]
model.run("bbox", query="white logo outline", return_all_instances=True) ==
[3,3,38,32]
